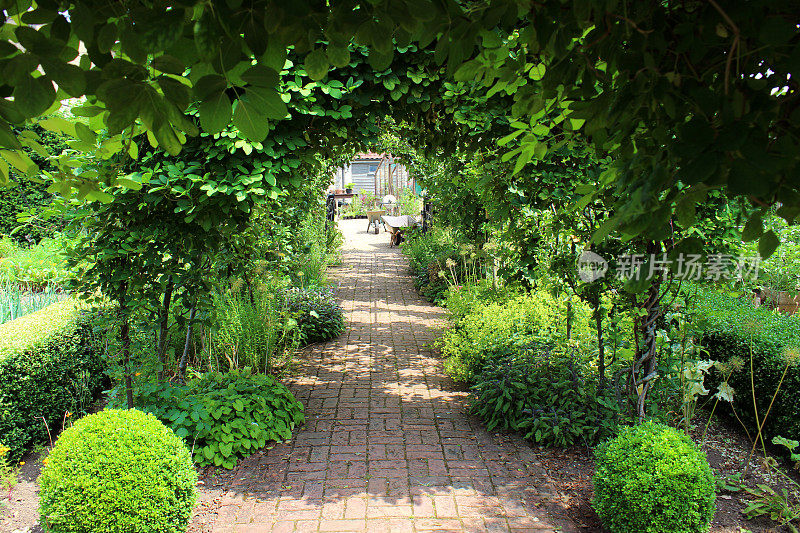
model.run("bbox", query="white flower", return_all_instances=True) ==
[714,382,735,403]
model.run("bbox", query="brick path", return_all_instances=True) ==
[196,219,576,533]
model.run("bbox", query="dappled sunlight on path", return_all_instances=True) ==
[192,219,578,533]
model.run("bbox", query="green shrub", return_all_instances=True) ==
[694,289,800,443]
[401,227,463,303]
[0,235,74,289]
[0,299,106,461]
[129,369,305,469]
[593,421,716,533]
[0,178,63,244]
[441,290,585,382]
[213,279,299,373]
[471,346,618,446]
[287,285,345,344]
[397,188,422,217]
[442,280,518,325]
[340,194,366,218]
[39,409,197,533]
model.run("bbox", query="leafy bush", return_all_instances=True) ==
[0,235,74,289]
[325,220,344,265]
[293,211,330,286]
[341,194,366,218]
[213,278,299,373]
[0,299,106,461]
[402,227,464,302]
[593,421,716,533]
[441,290,582,382]
[471,346,618,446]
[130,369,305,469]
[287,285,345,344]
[442,280,518,325]
[397,188,422,216]
[694,289,800,442]
[39,409,197,533]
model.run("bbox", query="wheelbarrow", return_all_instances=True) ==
[381,215,418,247]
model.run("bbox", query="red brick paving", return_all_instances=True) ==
[196,220,578,533]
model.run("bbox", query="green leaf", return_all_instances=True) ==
[0,122,22,149]
[41,59,86,97]
[454,60,481,82]
[262,39,287,72]
[758,230,780,259]
[86,190,114,203]
[75,122,97,145]
[71,105,104,118]
[742,213,763,242]
[529,63,546,81]
[199,92,232,133]
[532,123,550,136]
[157,76,191,110]
[232,99,269,142]
[152,54,185,75]
[0,149,38,176]
[193,74,227,100]
[116,178,142,191]
[326,45,351,68]
[97,22,118,54]
[368,49,394,71]
[241,64,279,87]
[40,116,77,137]
[497,129,524,146]
[0,159,8,186]
[304,49,329,81]
[591,216,619,244]
[152,122,182,156]
[13,75,56,118]
[675,196,697,228]
[245,87,287,120]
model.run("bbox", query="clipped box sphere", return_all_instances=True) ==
[39,409,197,532]
[592,421,716,533]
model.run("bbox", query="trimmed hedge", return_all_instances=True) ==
[0,299,106,461]
[39,409,197,532]
[694,290,800,443]
[593,422,716,533]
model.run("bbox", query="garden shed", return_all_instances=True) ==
[332,152,414,195]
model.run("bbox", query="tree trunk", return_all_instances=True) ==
[156,276,174,382]
[178,304,197,383]
[119,289,134,409]
[596,309,605,389]
[566,300,573,341]
[634,242,662,421]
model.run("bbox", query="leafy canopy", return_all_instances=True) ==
[0,0,797,250]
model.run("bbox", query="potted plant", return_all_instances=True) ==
[345,182,354,194]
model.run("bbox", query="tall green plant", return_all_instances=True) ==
[212,278,298,375]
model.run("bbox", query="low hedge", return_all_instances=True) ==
[39,409,197,532]
[593,422,716,533]
[0,299,106,461]
[694,290,800,443]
